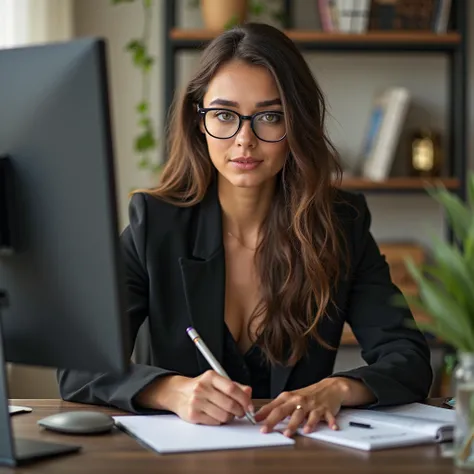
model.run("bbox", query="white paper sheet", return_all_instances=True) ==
[113,414,295,454]
[9,405,32,415]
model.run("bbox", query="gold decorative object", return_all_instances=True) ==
[409,128,443,177]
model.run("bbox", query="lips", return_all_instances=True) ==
[231,157,262,164]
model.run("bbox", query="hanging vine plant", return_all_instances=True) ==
[111,0,161,174]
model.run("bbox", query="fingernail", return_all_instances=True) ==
[248,404,255,415]
[332,424,339,431]
[303,426,311,433]
[284,429,291,437]
[260,426,268,434]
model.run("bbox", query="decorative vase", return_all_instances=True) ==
[200,0,248,30]
[454,352,474,469]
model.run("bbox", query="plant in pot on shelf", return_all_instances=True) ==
[190,0,285,31]
[399,172,474,469]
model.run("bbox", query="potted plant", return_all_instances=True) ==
[200,0,249,30]
[190,0,284,31]
[401,173,474,469]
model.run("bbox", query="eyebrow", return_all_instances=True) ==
[208,98,282,108]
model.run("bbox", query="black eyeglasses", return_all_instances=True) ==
[197,107,286,143]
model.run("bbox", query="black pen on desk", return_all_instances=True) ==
[349,421,372,429]
[186,326,257,425]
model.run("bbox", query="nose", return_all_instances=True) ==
[235,119,256,148]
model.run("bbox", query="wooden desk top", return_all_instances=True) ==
[4,399,454,473]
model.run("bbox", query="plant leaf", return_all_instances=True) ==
[136,101,148,114]
[426,186,470,242]
[126,39,142,52]
[429,236,474,315]
[422,264,467,311]
[465,219,474,266]
[135,130,156,152]
[404,257,474,350]
[249,0,265,16]
[401,294,471,350]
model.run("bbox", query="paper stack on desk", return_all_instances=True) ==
[298,403,455,451]
[113,414,295,454]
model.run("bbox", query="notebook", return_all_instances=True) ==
[298,403,455,451]
[113,414,295,454]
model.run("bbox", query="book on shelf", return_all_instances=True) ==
[359,86,410,182]
[317,0,452,33]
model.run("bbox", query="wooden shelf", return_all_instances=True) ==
[170,29,461,51]
[339,177,460,192]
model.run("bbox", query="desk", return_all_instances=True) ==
[4,399,455,473]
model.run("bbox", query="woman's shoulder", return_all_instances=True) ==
[331,188,373,255]
[127,191,198,237]
[332,188,369,223]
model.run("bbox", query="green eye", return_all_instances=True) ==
[260,113,281,123]
[216,111,235,122]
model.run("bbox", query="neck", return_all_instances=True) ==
[218,177,276,246]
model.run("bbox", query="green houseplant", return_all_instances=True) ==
[401,172,474,468]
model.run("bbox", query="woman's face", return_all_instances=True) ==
[201,60,289,189]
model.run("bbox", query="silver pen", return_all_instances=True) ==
[186,326,257,425]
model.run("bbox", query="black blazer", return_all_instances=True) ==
[58,183,433,413]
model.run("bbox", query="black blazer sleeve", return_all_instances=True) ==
[57,194,179,414]
[330,194,433,407]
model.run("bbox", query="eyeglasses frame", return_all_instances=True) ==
[197,106,287,143]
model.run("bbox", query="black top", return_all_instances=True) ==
[57,182,433,414]
[223,325,271,399]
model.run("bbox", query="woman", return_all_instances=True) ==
[58,23,432,438]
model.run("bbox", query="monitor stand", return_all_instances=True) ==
[0,290,81,466]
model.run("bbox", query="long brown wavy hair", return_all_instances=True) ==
[138,23,346,366]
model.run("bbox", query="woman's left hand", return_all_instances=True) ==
[254,378,352,438]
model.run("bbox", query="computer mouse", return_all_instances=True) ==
[37,411,115,435]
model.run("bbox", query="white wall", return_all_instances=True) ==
[10,0,472,398]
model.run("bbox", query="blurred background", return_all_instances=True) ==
[0,0,469,400]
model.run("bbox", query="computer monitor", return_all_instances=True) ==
[0,38,130,466]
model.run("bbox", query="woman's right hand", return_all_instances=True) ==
[152,371,254,425]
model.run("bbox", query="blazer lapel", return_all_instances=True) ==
[179,182,225,373]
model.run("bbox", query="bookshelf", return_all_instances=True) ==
[163,1,467,194]
[170,29,461,51]
[162,1,468,370]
